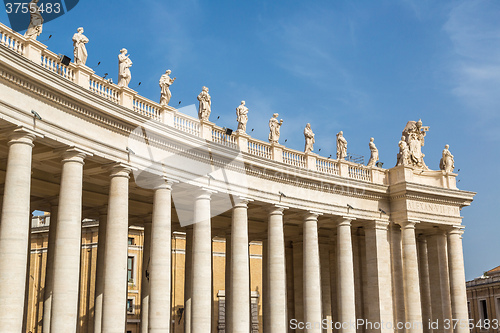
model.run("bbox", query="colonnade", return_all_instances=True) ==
[0,129,470,333]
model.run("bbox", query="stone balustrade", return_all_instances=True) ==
[0,21,459,189]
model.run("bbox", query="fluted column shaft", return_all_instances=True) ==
[94,209,107,333]
[50,149,88,332]
[42,202,58,333]
[268,206,288,332]
[101,166,131,333]
[184,227,193,333]
[230,200,251,332]
[149,182,173,333]
[0,129,36,333]
[141,221,152,333]
[303,212,322,333]
[417,235,432,333]
[448,228,468,333]
[191,189,214,332]
[399,221,423,333]
[337,219,356,333]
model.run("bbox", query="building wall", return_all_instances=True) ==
[466,276,500,333]
[25,220,263,333]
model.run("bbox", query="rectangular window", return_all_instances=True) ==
[127,256,134,282]
[128,237,134,245]
[127,298,134,314]
[496,298,500,320]
[479,299,489,322]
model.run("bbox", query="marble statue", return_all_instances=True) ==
[268,113,283,144]
[197,86,211,120]
[439,144,455,173]
[24,0,43,40]
[401,119,429,169]
[72,27,89,66]
[236,101,248,133]
[304,123,315,153]
[397,136,410,166]
[367,137,379,167]
[118,49,133,87]
[159,70,176,106]
[336,131,347,160]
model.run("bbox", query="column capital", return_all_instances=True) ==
[371,219,389,230]
[396,220,419,229]
[303,211,323,221]
[268,204,288,215]
[107,163,134,179]
[336,216,355,227]
[59,146,93,165]
[447,225,465,237]
[153,177,178,191]
[4,126,42,147]
[233,197,253,208]
[195,187,217,200]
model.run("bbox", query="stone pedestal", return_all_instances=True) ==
[119,86,136,109]
[271,144,283,163]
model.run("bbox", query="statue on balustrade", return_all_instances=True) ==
[236,101,248,133]
[336,131,347,160]
[367,137,379,167]
[118,49,133,87]
[397,136,410,166]
[72,27,89,66]
[159,70,176,106]
[401,119,429,169]
[439,144,455,173]
[197,86,211,120]
[24,0,43,40]
[304,123,315,153]
[268,113,283,144]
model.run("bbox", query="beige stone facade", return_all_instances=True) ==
[0,21,475,333]
[466,266,500,333]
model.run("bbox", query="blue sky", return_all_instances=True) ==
[2,0,499,280]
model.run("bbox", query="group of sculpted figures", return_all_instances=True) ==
[22,13,456,172]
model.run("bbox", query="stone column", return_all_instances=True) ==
[42,201,58,333]
[262,239,270,333]
[101,166,131,333]
[364,220,394,333]
[50,148,89,332]
[417,235,432,333]
[329,230,338,330]
[447,227,468,333]
[184,227,193,333]
[149,181,173,333]
[337,218,356,333]
[320,243,332,333]
[303,212,323,333]
[191,189,214,332]
[293,239,304,332]
[268,205,288,332]
[0,128,36,333]
[94,207,107,333]
[399,221,423,333]
[285,242,296,333]
[225,232,232,333]
[141,220,152,333]
[230,199,252,333]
